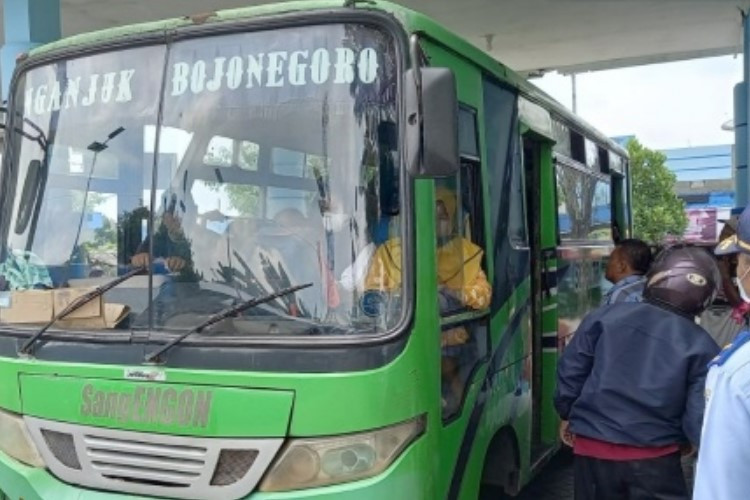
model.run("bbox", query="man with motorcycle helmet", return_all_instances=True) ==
[555,244,721,500]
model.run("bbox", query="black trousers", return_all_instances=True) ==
[574,452,689,500]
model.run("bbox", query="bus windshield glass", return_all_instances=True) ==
[0,23,403,337]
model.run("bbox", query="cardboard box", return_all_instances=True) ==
[55,303,130,329]
[53,288,103,319]
[0,288,129,329]
[0,290,54,324]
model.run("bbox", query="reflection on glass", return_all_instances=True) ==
[0,24,401,338]
[557,166,612,242]
[441,322,488,417]
[1,45,165,301]
[584,138,600,170]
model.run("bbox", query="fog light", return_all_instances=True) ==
[0,409,45,468]
[282,445,320,483]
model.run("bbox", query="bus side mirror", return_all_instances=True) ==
[15,159,43,234]
[405,67,459,178]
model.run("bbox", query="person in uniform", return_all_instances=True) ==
[698,212,749,348]
[694,205,750,500]
[555,245,721,500]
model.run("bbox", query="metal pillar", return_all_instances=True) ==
[571,73,578,114]
[736,11,750,208]
[1,0,61,101]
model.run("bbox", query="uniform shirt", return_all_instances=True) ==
[694,330,750,500]
[601,274,646,305]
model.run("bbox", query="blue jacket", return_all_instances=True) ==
[554,302,719,447]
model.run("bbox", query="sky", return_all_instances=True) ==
[530,55,743,151]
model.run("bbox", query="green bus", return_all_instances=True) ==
[0,2,630,499]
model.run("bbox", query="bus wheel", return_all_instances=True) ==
[480,428,520,498]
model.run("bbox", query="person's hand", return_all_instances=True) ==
[732,302,750,324]
[559,420,575,447]
[680,443,697,458]
[441,327,469,347]
[131,253,149,268]
[131,254,185,272]
[165,257,186,272]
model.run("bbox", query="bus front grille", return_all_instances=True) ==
[25,417,283,500]
[84,434,207,487]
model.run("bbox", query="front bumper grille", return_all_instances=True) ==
[25,417,283,500]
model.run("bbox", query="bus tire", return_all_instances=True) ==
[481,427,520,497]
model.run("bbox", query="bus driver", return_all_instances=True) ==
[364,186,492,409]
[363,186,491,309]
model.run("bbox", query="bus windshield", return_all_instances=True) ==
[0,23,403,337]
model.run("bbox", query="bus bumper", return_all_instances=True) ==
[0,438,431,500]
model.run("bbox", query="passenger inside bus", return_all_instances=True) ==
[129,192,194,279]
[264,207,327,315]
[339,216,395,293]
[364,185,491,410]
[0,249,54,291]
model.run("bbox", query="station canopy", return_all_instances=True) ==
[1,0,747,75]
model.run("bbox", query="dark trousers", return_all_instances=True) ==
[574,452,688,500]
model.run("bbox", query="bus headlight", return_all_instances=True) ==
[0,409,45,467]
[259,417,425,492]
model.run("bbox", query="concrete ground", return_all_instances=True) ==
[481,450,695,500]
[481,450,575,500]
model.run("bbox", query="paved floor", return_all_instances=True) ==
[481,450,574,500]
[481,450,695,500]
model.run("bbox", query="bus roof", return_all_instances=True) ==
[25,0,626,157]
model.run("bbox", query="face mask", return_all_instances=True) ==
[436,219,453,239]
[323,212,349,232]
[206,219,230,235]
[738,266,750,303]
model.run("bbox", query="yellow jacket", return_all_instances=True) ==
[363,237,492,310]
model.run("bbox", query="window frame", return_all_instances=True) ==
[1,9,416,355]
[510,129,531,251]
[458,106,480,161]
[436,104,491,322]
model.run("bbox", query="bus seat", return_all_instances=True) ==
[372,216,391,245]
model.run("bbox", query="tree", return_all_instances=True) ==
[627,138,687,244]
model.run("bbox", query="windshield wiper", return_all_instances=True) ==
[144,283,312,363]
[19,266,146,357]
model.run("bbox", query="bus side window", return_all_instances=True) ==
[460,161,486,252]
[438,106,490,418]
[437,167,490,417]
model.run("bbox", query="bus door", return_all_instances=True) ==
[522,132,559,461]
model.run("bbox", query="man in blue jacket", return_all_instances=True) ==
[555,245,720,500]
[601,238,652,305]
